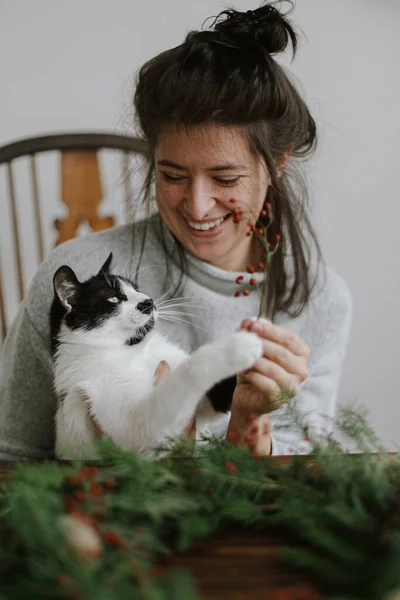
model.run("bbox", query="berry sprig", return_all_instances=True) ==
[229,198,281,297]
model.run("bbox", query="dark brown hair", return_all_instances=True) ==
[133,1,324,319]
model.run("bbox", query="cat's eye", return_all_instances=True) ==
[107,296,120,304]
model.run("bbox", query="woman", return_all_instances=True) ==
[0,2,352,459]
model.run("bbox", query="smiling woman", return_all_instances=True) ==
[154,125,270,272]
[0,2,352,460]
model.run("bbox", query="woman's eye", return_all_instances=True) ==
[161,172,186,183]
[107,296,120,304]
[214,177,240,186]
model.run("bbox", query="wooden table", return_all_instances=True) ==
[0,458,317,599]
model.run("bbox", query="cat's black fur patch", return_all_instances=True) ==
[125,315,155,346]
[50,271,128,352]
[207,376,236,412]
[50,253,156,353]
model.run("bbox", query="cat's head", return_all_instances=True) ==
[52,253,156,347]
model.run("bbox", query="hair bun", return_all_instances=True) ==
[213,2,297,56]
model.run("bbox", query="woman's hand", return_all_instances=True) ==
[226,318,310,455]
[153,361,196,439]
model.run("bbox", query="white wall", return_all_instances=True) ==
[1,1,399,446]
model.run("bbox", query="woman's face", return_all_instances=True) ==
[154,123,270,272]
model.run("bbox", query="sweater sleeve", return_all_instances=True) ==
[0,303,56,460]
[269,270,353,456]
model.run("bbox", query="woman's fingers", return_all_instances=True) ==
[258,341,308,380]
[153,360,170,386]
[240,318,311,359]
[249,355,303,394]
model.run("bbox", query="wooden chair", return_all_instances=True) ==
[0,132,149,341]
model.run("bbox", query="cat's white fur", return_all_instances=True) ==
[54,280,263,459]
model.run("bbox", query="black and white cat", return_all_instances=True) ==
[50,253,263,459]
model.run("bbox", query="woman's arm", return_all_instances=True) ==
[228,275,353,455]
[0,306,56,460]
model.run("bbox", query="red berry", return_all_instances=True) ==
[226,430,239,442]
[73,490,86,503]
[232,208,240,215]
[256,227,264,236]
[229,198,237,203]
[260,210,267,217]
[65,475,80,485]
[258,262,265,270]
[249,278,256,286]
[235,275,244,284]
[102,530,125,549]
[89,467,100,480]
[247,265,255,274]
[90,485,103,498]
[274,234,281,242]
[266,203,272,211]
[234,290,241,297]
[243,289,250,296]
[103,478,116,489]
[246,232,251,236]
[248,222,255,230]
[225,461,237,473]
[77,466,93,482]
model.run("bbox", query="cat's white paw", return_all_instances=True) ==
[226,331,263,373]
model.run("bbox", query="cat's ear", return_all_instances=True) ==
[53,266,80,312]
[99,252,113,275]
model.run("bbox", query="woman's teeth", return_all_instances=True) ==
[186,216,226,231]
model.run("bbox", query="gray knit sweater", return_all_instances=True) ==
[0,214,352,459]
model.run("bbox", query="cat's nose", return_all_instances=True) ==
[136,298,154,315]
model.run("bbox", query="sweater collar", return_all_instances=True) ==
[156,214,265,297]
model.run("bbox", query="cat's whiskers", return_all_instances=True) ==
[157,309,212,321]
[156,300,206,311]
[158,315,209,333]
[156,296,206,307]
[154,278,184,305]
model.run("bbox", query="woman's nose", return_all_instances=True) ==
[183,179,216,220]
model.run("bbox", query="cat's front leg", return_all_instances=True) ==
[55,389,95,459]
[124,331,263,454]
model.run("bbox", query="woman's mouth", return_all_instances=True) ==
[183,214,231,236]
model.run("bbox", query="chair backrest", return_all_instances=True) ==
[0,132,149,341]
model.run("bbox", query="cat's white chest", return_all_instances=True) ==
[91,334,189,396]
